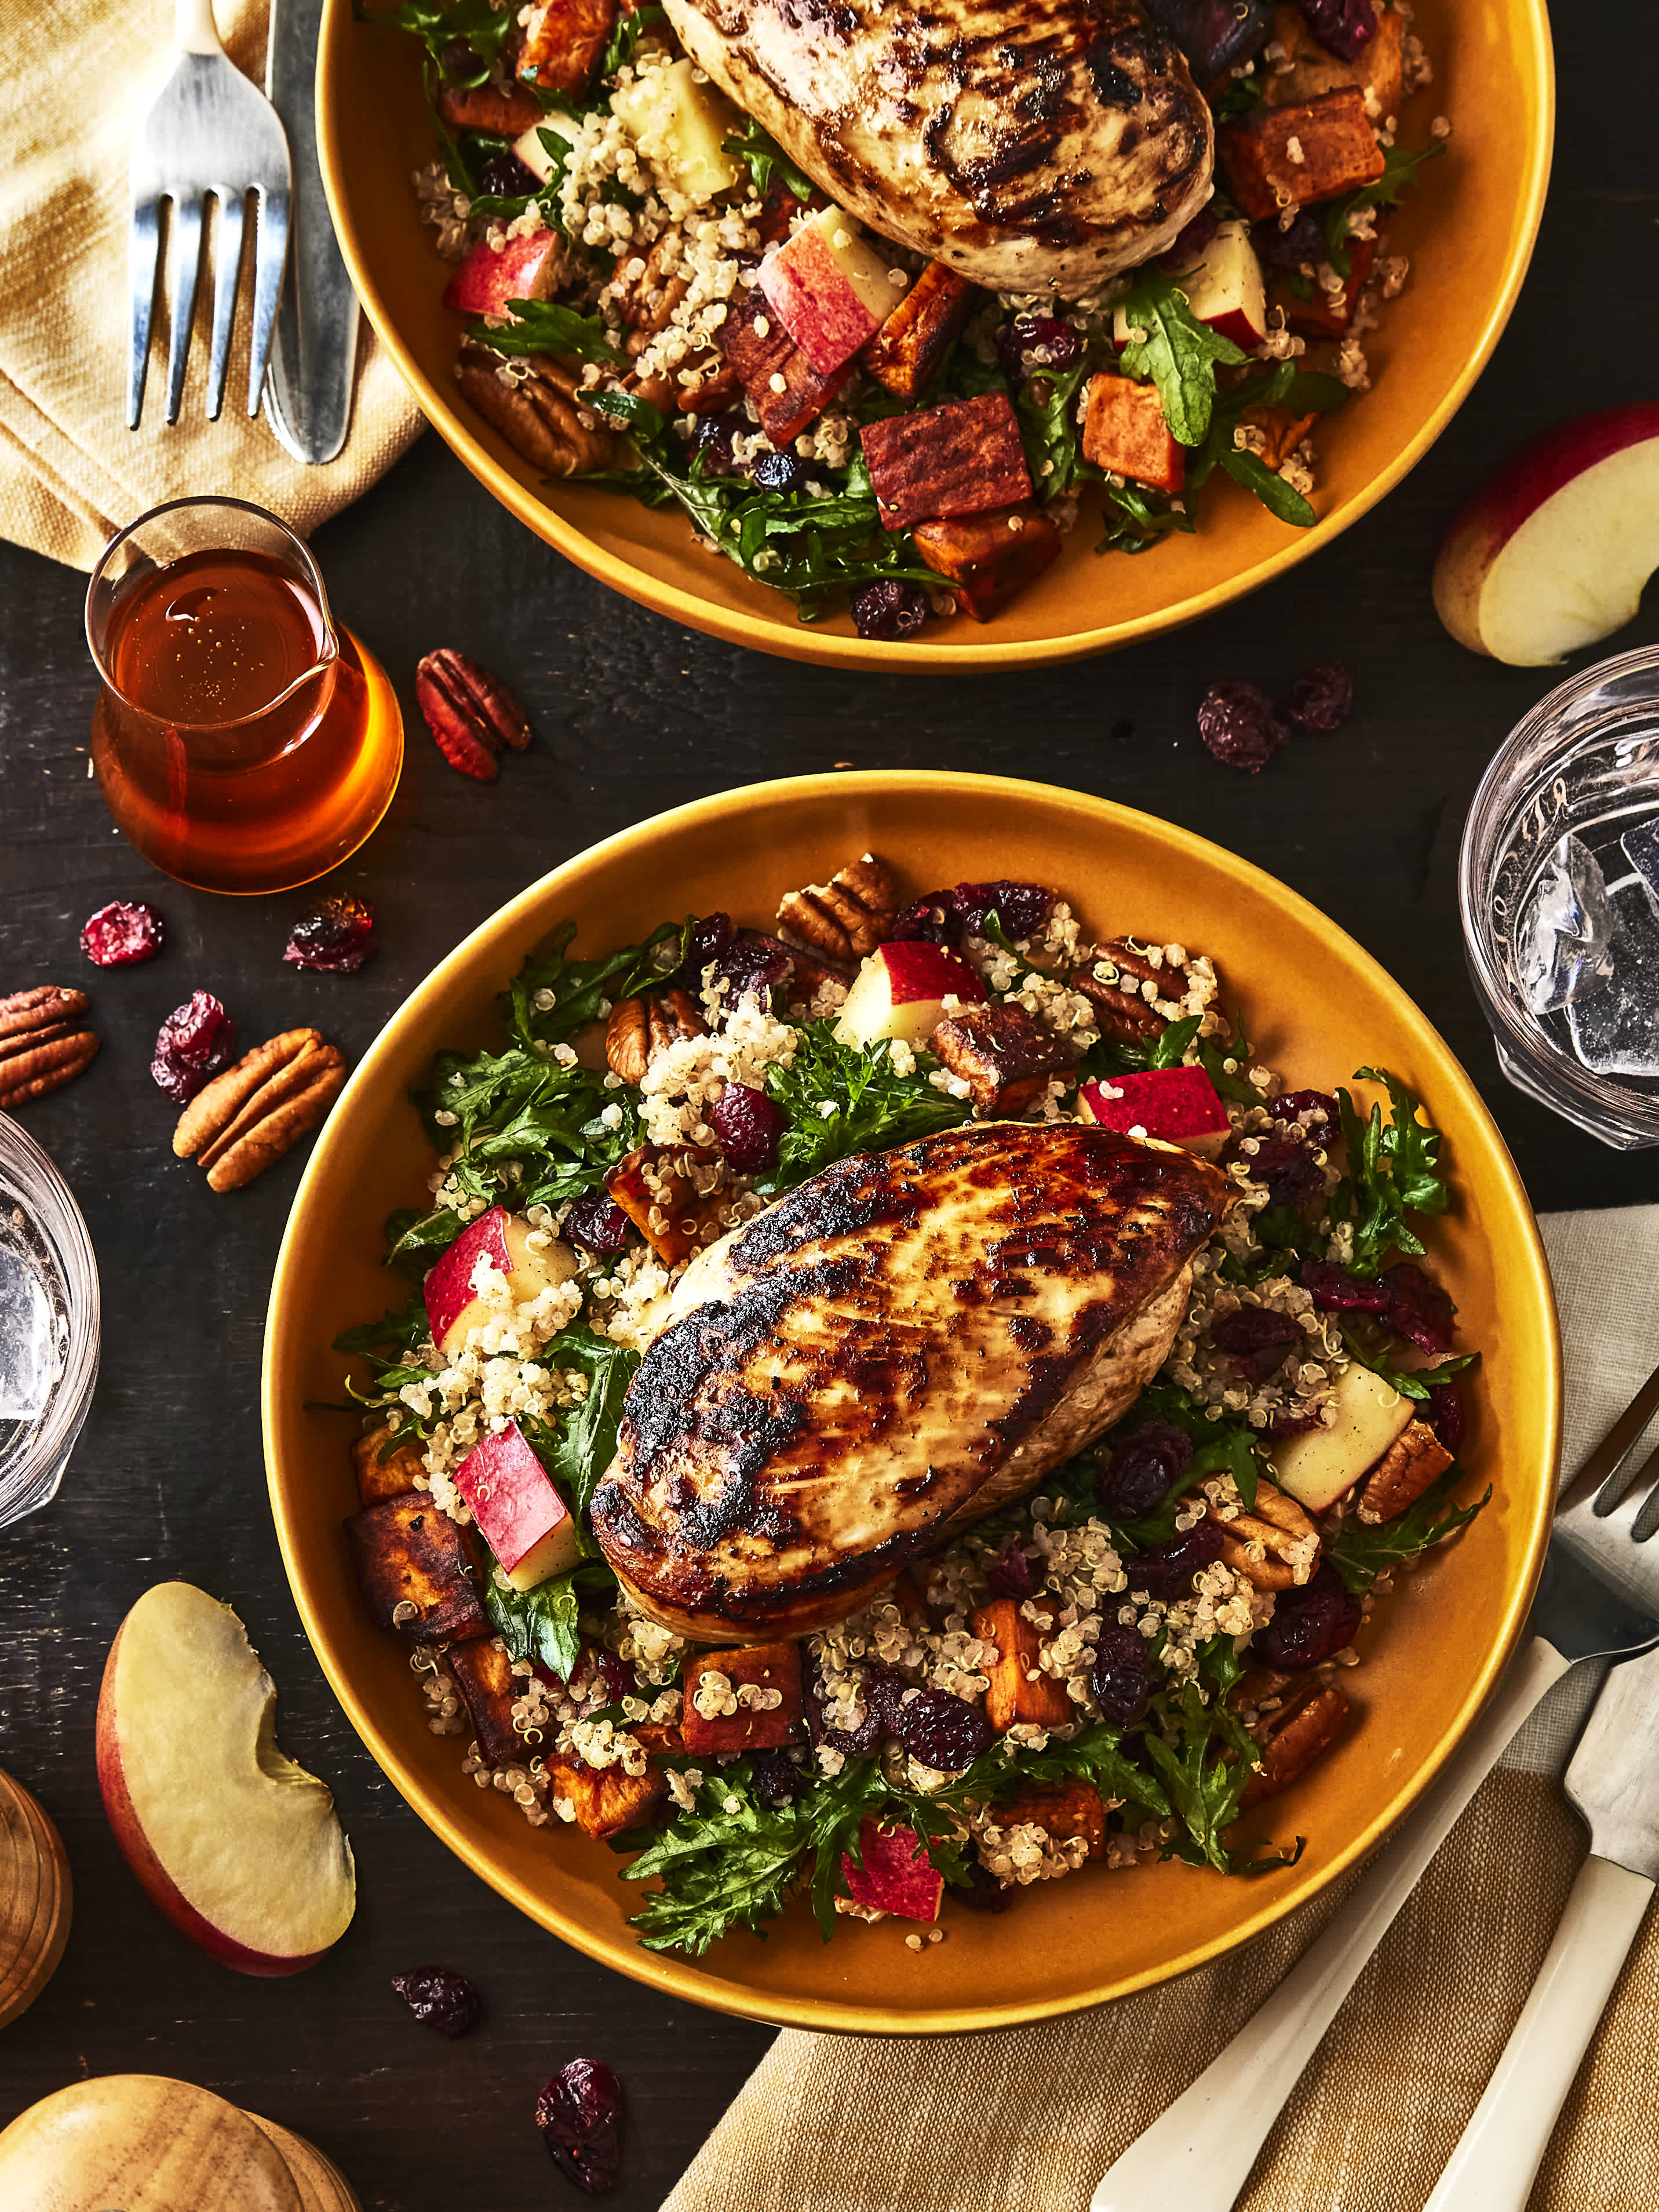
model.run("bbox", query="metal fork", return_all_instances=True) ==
[127,0,291,428]
[1091,1378,1659,2212]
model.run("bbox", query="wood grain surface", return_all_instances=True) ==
[1,22,1656,2207]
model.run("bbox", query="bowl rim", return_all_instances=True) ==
[262,770,1560,2032]
[315,3,1556,673]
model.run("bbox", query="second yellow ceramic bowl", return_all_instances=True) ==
[263,773,1558,2032]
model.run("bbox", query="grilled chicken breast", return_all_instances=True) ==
[662,0,1213,293]
[590,1120,1228,1641]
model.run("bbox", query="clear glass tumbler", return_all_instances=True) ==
[85,496,403,895]
[1460,644,1659,1150]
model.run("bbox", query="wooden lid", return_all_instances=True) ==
[245,2114,363,2212]
[0,1768,71,2031]
[0,2075,301,2211]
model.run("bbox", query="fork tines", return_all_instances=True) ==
[127,183,289,429]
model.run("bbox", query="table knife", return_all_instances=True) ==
[1421,1638,1659,2212]
[262,0,358,462]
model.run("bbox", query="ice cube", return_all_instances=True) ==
[1517,833,1617,1015]
[1568,880,1659,1077]
[1622,817,1659,914]
[0,1245,56,1422]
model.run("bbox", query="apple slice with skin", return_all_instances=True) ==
[833,942,989,1051]
[758,206,903,375]
[1080,1067,1231,1158]
[452,1421,583,1591]
[1432,403,1659,665]
[1270,1362,1414,1513]
[1114,220,1266,351]
[96,1584,355,1977]
[441,230,561,317]
[424,1205,579,1357]
[840,1820,943,1922]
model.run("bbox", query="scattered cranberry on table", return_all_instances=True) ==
[150,992,235,1103]
[1286,661,1355,734]
[1196,680,1288,773]
[80,899,163,967]
[391,1965,483,2039]
[283,894,377,972]
[537,2057,626,2195]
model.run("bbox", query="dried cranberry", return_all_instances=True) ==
[81,899,163,967]
[669,911,738,993]
[996,315,1082,382]
[889,1686,993,1773]
[1245,1135,1325,1211]
[850,578,928,642]
[712,1082,785,1171]
[479,151,541,200]
[1270,1088,1340,1134]
[150,992,236,1103]
[1254,209,1325,272]
[537,2057,625,2195]
[807,1660,901,1754]
[1212,1306,1301,1382]
[565,1190,634,1254]
[283,894,377,973]
[1426,1379,1465,1453]
[533,1658,567,1693]
[888,893,964,948]
[1124,1518,1226,1599]
[1301,1259,1457,1353]
[952,1858,1013,1912]
[694,412,746,476]
[750,447,810,494]
[1099,1420,1193,1521]
[391,1965,482,2039]
[704,932,793,1020]
[1255,1563,1363,1671]
[951,880,1056,942]
[1091,1626,1152,1727]
[1295,0,1376,61]
[1197,680,1287,773]
[1286,660,1354,735]
[986,1535,1038,1599]
[595,1650,637,1706]
[1160,206,1219,266]
[749,1748,803,1807]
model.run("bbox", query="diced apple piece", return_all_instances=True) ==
[611,57,741,203]
[1115,218,1264,351]
[423,1205,579,1357]
[453,1421,582,1591]
[95,1583,356,1976]
[840,1819,943,1922]
[1270,1361,1414,1513]
[758,205,902,374]
[441,230,561,318]
[972,1597,1073,1733]
[512,112,579,186]
[681,1642,803,1754]
[1080,1067,1231,1158]
[833,941,988,1051]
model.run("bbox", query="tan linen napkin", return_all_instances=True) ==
[665,1204,1659,2212]
[0,0,424,570]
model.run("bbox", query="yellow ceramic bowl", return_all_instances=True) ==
[263,774,1558,2031]
[317,0,1551,669]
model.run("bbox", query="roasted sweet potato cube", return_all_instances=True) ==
[681,1642,804,1754]
[1263,3,1405,121]
[861,393,1032,531]
[1240,405,1318,472]
[546,1755,667,1838]
[632,1719,685,1754]
[716,294,851,446]
[1081,374,1184,494]
[928,1004,1070,1114]
[971,1598,1073,1733]
[1220,87,1385,221]
[436,80,547,136]
[991,1779,1108,1860]
[864,263,980,400]
[346,1497,486,1642]
[1270,228,1380,337]
[606,1142,724,1267]
[448,1637,525,1768]
[516,0,616,97]
[352,1423,425,1507]
[911,505,1062,622]
[753,174,828,246]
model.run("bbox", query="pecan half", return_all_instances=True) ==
[173,1029,347,1192]
[0,987,99,1108]
[929,1003,1069,1114]
[777,853,900,963]
[416,649,532,783]
[457,342,618,480]
[1240,1680,1349,1808]
[604,987,706,1087]
[1358,1418,1455,1524]
[1211,1478,1321,1592]
[1071,938,1210,1046]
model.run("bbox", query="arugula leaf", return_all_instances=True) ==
[1219,443,1316,528]
[501,917,685,1051]
[1076,1012,1209,1084]
[1331,1067,1450,1276]
[483,1558,617,1682]
[1148,1014,1203,1069]
[1327,1467,1491,1594]
[720,117,818,202]
[1109,1380,1268,1536]
[1013,358,1093,502]
[1115,268,1248,446]
[931,1721,1169,1830]
[333,1301,428,1358]
[362,0,513,89]
[757,1021,975,1193]
[1093,479,1195,555]
[1322,140,1446,275]
[1340,1332,1479,1404]
[1144,1641,1300,1876]
[600,2,665,74]
[531,1325,640,1513]
[472,298,624,367]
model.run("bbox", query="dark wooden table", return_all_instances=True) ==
[2,35,1656,2207]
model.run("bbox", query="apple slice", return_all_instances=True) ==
[96,1584,355,1977]
[840,1819,943,1923]
[758,206,903,375]
[1114,220,1266,351]
[423,1205,579,1357]
[1080,1067,1231,1158]
[833,942,989,1051]
[441,229,561,317]
[512,112,578,185]
[1270,1362,1414,1513]
[1432,403,1659,665]
[452,1421,582,1591]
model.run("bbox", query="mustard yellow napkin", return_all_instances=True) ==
[0,0,424,570]
[666,1204,1659,2212]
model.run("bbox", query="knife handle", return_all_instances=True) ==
[1423,1852,1654,2212]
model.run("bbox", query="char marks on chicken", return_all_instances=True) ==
[591,1120,1229,1639]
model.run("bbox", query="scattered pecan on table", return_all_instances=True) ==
[0,987,99,1109]
[415,648,533,783]
[172,1026,347,1192]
